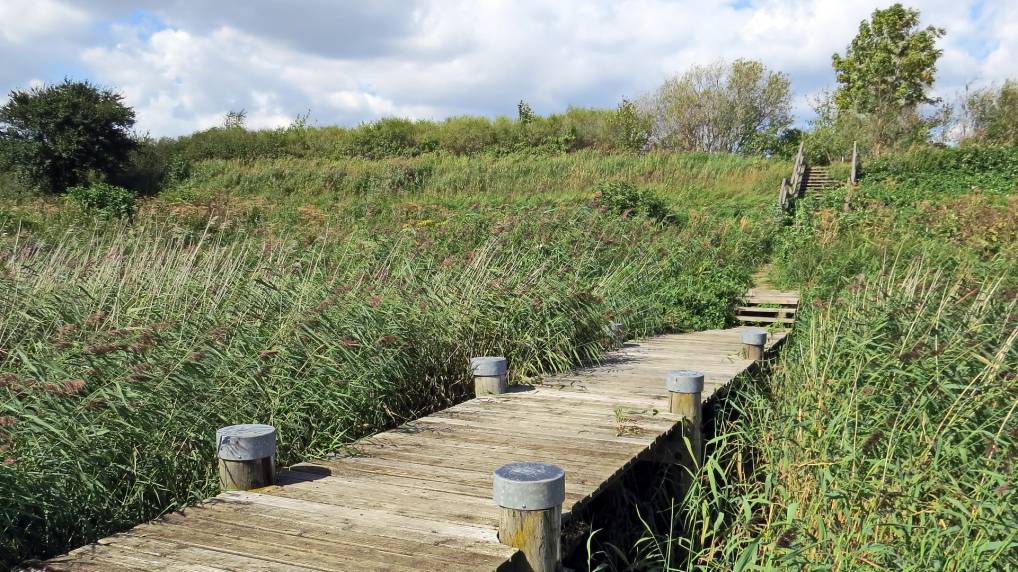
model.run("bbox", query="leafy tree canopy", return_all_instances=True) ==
[832,3,944,113]
[0,79,136,193]
[642,59,792,154]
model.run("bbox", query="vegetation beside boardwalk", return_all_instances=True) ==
[0,151,781,566]
[595,147,1018,571]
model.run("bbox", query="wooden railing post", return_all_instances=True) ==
[741,329,768,361]
[850,140,859,184]
[666,370,704,467]
[471,356,508,396]
[216,424,276,491]
[493,462,565,572]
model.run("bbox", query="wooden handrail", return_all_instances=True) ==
[778,141,805,214]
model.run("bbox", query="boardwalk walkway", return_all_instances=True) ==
[41,289,796,571]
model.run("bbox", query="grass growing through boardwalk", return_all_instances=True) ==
[593,153,1018,571]
[0,151,782,566]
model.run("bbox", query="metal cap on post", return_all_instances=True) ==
[216,424,276,491]
[493,462,565,572]
[471,356,508,397]
[666,370,705,395]
[741,329,768,361]
[665,371,704,467]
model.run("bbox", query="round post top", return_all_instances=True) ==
[666,370,705,393]
[741,329,768,346]
[492,462,566,510]
[216,424,277,461]
[470,356,508,376]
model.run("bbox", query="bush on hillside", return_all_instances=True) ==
[863,145,1018,197]
[593,181,673,223]
[67,182,137,218]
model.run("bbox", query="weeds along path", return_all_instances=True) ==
[39,321,795,571]
[611,147,1018,571]
[0,169,781,568]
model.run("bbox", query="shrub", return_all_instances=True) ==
[339,118,437,159]
[66,183,137,218]
[0,80,136,193]
[593,181,671,222]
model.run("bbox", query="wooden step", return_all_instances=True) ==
[744,294,799,305]
[736,306,796,316]
[734,314,795,324]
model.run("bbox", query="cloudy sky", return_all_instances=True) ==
[1,0,1014,136]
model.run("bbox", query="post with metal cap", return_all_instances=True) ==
[666,370,704,467]
[493,462,565,572]
[741,329,768,362]
[216,424,277,491]
[471,356,508,397]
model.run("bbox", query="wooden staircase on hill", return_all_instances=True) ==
[778,141,858,214]
[799,165,841,194]
[734,268,799,328]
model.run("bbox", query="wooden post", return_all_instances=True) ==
[741,329,768,361]
[666,370,704,467]
[493,462,565,572]
[850,141,859,184]
[471,356,508,397]
[216,424,276,491]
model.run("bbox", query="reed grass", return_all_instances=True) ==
[0,151,779,566]
[591,166,1017,571]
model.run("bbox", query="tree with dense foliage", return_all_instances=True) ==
[642,59,792,154]
[960,80,1018,145]
[0,80,136,193]
[813,4,947,158]
[832,4,944,113]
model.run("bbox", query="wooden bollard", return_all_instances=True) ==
[741,329,768,361]
[666,370,704,467]
[493,462,565,572]
[216,424,276,491]
[471,356,508,397]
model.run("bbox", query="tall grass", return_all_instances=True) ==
[591,160,1018,571]
[0,155,774,566]
[601,258,1016,571]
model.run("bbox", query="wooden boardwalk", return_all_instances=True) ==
[40,325,791,572]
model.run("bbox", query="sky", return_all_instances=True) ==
[1,0,1015,137]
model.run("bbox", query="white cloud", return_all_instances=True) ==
[2,0,1017,136]
[0,0,89,45]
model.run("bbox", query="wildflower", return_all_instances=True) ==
[368,295,384,307]
[340,336,361,349]
[0,416,16,427]
[190,352,205,362]
[2,458,13,466]
[376,335,396,347]
[258,349,278,360]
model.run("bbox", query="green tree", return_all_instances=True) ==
[960,80,1018,145]
[0,79,137,193]
[609,99,651,152]
[832,4,944,113]
[642,59,792,153]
